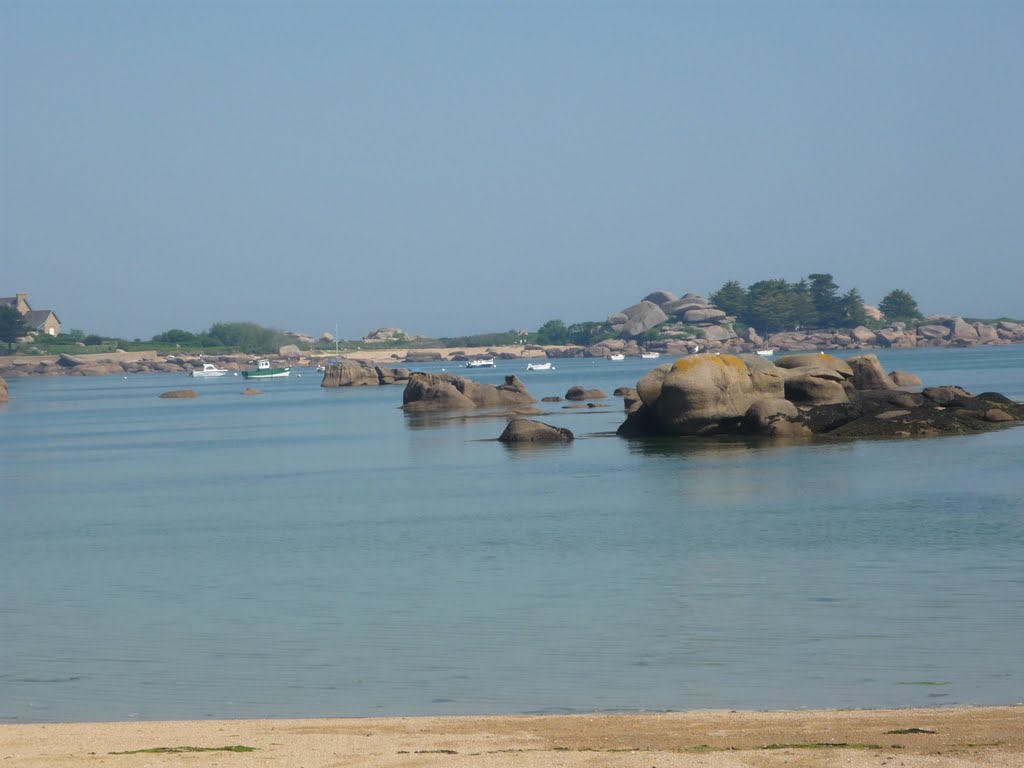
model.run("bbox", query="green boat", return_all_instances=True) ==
[242,359,291,379]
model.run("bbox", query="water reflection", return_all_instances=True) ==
[623,434,793,459]
[499,439,575,458]
[402,408,544,430]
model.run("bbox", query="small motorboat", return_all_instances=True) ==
[640,352,660,359]
[526,362,553,371]
[465,358,495,368]
[190,363,230,377]
[756,349,775,357]
[242,359,291,379]
[609,353,625,361]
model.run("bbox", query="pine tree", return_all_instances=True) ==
[842,287,868,327]
[709,280,748,318]
[878,289,922,321]
[808,273,844,328]
[0,304,29,352]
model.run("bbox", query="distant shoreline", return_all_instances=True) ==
[2,705,1021,767]
[1,340,1023,379]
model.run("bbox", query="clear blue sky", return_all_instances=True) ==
[3,0,1022,340]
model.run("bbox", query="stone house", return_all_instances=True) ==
[0,292,62,336]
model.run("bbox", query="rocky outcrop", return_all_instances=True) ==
[607,301,668,337]
[758,316,1024,353]
[362,327,418,343]
[618,353,1024,439]
[0,351,304,378]
[0,377,7,403]
[607,291,734,344]
[498,418,574,443]
[320,359,412,387]
[629,355,779,435]
[402,373,536,411]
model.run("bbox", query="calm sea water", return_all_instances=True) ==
[2,346,1023,723]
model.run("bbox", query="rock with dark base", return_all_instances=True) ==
[402,373,536,411]
[498,418,574,443]
[618,354,1024,440]
[565,386,606,401]
[321,360,412,387]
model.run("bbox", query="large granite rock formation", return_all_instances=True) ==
[618,353,1024,439]
[607,301,669,337]
[608,291,731,343]
[402,373,536,411]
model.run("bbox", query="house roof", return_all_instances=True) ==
[0,296,19,307]
[22,309,59,329]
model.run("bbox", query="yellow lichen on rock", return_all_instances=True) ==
[670,354,747,374]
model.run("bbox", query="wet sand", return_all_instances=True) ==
[3,706,1022,767]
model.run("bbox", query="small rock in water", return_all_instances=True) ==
[159,389,198,399]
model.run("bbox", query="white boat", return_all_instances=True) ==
[242,359,291,379]
[640,352,660,359]
[190,363,230,377]
[756,349,775,357]
[465,358,495,368]
[609,353,625,361]
[526,362,553,371]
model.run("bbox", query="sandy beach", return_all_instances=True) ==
[3,707,1022,767]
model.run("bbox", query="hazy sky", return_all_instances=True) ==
[3,1,1022,340]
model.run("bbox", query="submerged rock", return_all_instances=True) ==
[159,389,198,399]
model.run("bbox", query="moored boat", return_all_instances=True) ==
[190,362,230,377]
[465,358,495,368]
[526,362,553,371]
[609,353,625,361]
[640,352,660,359]
[242,359,291,379]
[756,348,775,357]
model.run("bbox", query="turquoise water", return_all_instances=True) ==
[2,346,1023,723]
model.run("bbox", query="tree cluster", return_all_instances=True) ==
[534,319,610,346]
[152,322,290,353]
[0,304,30,352]
[710,276,920,333]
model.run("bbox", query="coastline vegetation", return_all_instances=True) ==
[3,278,1020,359]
